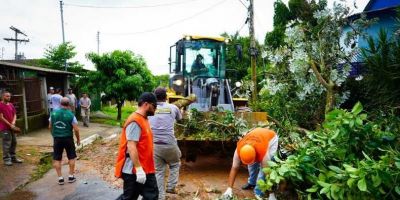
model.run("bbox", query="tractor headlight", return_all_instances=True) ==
[185,36,191,41]
[174,79,183,86]
[235,81,242,88]
[225,38,230,44]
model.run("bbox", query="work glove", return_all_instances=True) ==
[222,187,233,198]
[135,167,146,184]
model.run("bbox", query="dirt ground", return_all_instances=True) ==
[81,137,255,200]
[0,145,51,199]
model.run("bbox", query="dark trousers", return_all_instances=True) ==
[2,130,17,161]
[117,173,159,200]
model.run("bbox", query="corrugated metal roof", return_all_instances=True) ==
[0,61,75,75]
[364,0,400,12]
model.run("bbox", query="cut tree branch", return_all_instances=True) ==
[309,59,330,89]
[264,114,308,135]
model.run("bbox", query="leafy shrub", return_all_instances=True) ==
[259,103,400,199]
[361,28,400,111]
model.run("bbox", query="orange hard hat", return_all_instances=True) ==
[239,144,256,165]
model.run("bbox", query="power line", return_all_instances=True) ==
[103,0,226,36]
[236,0,248,9]
[237,17,248,34]
[64,0,200,9]
[97,31,100,54]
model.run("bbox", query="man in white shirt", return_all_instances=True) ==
[79,93,91,127]
[66,88,77,114]
[47,87,54,113]
[51,88,63,111]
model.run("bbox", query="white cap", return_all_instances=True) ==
[49,87,54,90]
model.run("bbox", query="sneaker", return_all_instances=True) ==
[68,175,76,183]
[58,177,65,185]
[241,183,256,190]
[12,158,23,163]
[4,160,12,166]
[166,188,177,194]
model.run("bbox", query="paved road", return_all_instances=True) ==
[0,123,121,199]
[26,161,121,200]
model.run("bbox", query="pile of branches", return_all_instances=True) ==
[175,109,248,141]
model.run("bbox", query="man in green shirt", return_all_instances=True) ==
[49,97,80,185]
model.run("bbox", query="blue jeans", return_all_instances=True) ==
[247,162,266,196]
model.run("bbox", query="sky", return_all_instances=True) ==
[0,0,368,75]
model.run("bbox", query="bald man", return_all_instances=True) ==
[49,97,80,185]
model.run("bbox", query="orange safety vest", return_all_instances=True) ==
[237,128,277,163]
[115,112,155,178]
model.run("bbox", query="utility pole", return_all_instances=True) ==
[60,0,67,71]
[97,31,100,54]
[248,0,257,103]
[1,47,4,60]
[3,26,29,60]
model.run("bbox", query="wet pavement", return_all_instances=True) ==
[0,163,34,197]
[0,122,121,199]
[26,161,121,200]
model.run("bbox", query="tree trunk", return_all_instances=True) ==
[325,82,335,113]
[117,101,123,121]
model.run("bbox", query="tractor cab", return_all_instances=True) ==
[169,35,234,111]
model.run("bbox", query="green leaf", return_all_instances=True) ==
[331,130,340,140]
[306,185,319,193]
[270,170,278,182]
[395,186,400,195]
[349,120,355,128]
[267,161,278,167]
[347,178,356,188]
[325,110,341,120]
[330,185,340,200]
[318,173,327,182]
[395,162,400,169]
[320,186,330,195]
[351,102,363,115]
[372,175,381,187]
[356,118,363,126]
[362,151,372,161]
[328,165,344,174]
[318,181,331,188]
[343,164,358,173]
[357,178,367,192]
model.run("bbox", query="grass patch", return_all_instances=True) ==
[92,104,137,127]
[29,152,53,182]
[91,118,122,127]
[101,104,137,120]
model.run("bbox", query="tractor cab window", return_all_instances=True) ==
[185,47,218,78]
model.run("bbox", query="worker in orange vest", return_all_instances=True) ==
[115,92,159,200]
[223,128,279,200]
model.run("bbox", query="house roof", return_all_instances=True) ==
[348,2,399,21]
[0,61,75,75]
[364,0,400,12]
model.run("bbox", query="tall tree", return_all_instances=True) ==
[265,2,371,114]
[38,42,83,72]
[221,32,264,86]
[154,74,169,88]
[87,50,156,120]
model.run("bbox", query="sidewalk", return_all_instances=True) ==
[0,122,121,199]
[25,161,121,200]
[17,123,120,147]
